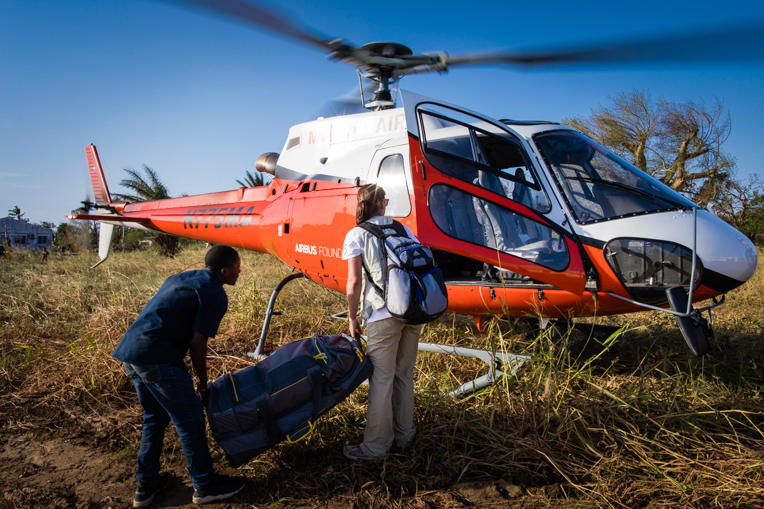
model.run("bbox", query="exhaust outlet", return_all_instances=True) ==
[255,152,280,176]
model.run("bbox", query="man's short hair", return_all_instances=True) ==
[205,245,239,273]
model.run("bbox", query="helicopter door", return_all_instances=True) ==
[286,181,358,292]
[401,91,586,295]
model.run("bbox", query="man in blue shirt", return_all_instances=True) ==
[113,245,245,507]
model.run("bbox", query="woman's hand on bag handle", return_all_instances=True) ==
[346,255,363,341]
[349,316,362,340]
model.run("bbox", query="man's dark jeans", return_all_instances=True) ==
[124,362,214,490]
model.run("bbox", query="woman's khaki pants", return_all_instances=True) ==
[360,317,422,459]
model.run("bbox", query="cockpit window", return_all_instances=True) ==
[428,184,569,271]
[534,130,695,224]
[418,104,551,214]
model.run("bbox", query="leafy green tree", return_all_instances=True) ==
[54,222,95,253]
[66,200,98,250]
[112,165,179,258]
[7,205,28,222]
[124,230,148,249]
[54,223,72,252]
[713,175,764,243]
[236,170,269,188]
[39,221,56,230]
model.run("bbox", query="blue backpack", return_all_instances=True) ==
[206,333,372,466]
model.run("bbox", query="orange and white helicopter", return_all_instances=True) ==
[70,0,760,393]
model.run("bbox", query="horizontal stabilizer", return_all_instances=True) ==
[67,213,149,224]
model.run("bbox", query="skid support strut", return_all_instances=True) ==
[247,272,307,360]
[417,342,530,397]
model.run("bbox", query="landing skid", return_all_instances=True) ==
[539,319,622,337]
[535,319,623,351]
[417,342,529,397]
[249,273,530,396]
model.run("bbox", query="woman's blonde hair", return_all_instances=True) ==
[356,184,386,225]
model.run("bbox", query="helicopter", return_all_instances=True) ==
[69,0,761,392]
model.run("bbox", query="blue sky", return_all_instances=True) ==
[2,0,763,224]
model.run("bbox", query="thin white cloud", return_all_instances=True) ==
[0,172,24,179]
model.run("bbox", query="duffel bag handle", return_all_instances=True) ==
[286,419,316,443]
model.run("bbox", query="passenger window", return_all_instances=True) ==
[376,154,411,218]
[428,184,568,271]
[418,104,551,214]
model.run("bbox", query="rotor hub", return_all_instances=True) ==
[358,42,413,59]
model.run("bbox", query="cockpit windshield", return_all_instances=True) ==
[534,130,695,224]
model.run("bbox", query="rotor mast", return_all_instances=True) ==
[356,42,411,110]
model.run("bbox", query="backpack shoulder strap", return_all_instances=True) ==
[355,222,387,297]
[387,220,410,239]
[357,222,384,238]
[358,220,409,240]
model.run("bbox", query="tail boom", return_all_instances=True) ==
[74,145,303,256]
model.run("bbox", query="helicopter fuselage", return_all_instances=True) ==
[79,91,758,326]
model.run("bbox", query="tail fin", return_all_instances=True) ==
[84,144,114,268]
[85,144,112,207]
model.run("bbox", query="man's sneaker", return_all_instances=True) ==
[192,475,246,504]
[343,444,379,461]
[133,472,171,508]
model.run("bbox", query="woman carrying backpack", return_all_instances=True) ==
[342,184,422,461]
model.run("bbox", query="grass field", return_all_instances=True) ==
[1,245,763,508]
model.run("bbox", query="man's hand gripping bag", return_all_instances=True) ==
[205,334,372,466]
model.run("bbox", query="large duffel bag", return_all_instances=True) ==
[206,333,372,466]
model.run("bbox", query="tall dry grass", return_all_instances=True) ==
[1,245,763,507]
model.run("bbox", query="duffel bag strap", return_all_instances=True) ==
[310,369,323,422]
[285,370,324,444]
[256,399,282,444]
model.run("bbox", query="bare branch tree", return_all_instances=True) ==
[564,90,734,196]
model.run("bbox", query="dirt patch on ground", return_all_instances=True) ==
[1,433,135,508]
[0,420,549,509]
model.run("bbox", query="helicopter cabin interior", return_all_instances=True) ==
[364,103,575,291]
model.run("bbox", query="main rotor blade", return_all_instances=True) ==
[441,22,764,70]
[165,0,340,53]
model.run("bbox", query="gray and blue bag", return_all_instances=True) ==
[206,333,372,466]
[358,220,449,325]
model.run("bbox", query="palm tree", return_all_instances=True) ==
[7,205,28,222]
[112,165,179,257]
[236,170,268,188]
[111,165,170,202]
